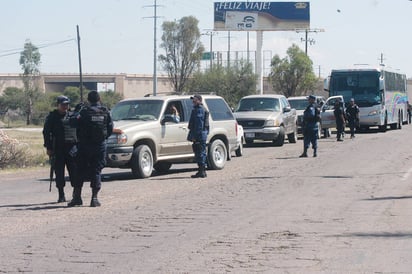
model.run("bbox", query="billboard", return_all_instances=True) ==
[214,2,310,31]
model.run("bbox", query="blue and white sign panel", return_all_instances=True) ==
[214,2,310,31]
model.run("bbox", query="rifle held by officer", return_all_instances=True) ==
[49,154,55,192]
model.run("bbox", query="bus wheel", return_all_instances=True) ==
[398,112,402,129]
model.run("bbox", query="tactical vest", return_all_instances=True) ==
[80,105,109,142]
[62,113,78,143]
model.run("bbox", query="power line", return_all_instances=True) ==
[0,38,75,58]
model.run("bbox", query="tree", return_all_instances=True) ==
[269,44,317,97]
[19,40,41,125]
[159,16,204,93]
[188,61,257,108]
[99,90,123,109]
[0,87,25,113]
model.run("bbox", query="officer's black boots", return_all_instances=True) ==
[57,187,66,203]
[90,189,101,207]
[67,187,83,207]
[313,148,317,157]
[299,148,308,158]
[191,166,207,178]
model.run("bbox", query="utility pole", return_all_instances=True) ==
[76,25,83,102]
[379,53,386,67]
[296,28,325,55]
[143,0,162,96]
[202,31,216,69]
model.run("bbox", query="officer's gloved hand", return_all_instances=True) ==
[74,102,84,112]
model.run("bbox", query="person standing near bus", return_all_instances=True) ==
[334,99,346,142]
[345,98,360,139]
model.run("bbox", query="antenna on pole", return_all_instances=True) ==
[76,25,83,102]
[296,28,325,55]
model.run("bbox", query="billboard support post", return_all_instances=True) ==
[256,31,263,94]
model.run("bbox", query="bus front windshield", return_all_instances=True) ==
[330,71,381,107]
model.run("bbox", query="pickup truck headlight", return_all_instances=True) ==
[264,119,279,127]
[368,110,379,116]
[107,129,127,144]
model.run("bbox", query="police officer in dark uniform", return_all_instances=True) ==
[188,94,209,178]
[42,95,78,202]
[345,98,359,139]
[300,95,320,158]
[334,99,346,142]
[68,91,113,207]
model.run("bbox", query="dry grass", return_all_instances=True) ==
[0,128,48,171]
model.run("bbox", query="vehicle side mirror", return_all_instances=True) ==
[379,77,384,91]
[283,106,291,113]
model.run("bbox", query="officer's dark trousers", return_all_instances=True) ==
[75,141,107,190]
[303,128,318,149]
[336,121,345,140]
[348,119,357,137]
[192,140,207,167]
[54,144,77,189]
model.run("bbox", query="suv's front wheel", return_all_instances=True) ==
[131,144,153,178]
[207,139,227,170]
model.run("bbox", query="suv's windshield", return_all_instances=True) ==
[288,99,307,110]
[235,98,280,112]
[111,100,163,121]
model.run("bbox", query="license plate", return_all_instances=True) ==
[245,132,255,138]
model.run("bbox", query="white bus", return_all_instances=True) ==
[324,67,408,131]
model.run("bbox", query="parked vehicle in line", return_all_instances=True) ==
[106,95,238,178]
[288,96,325,138]
[233,94,297,146]
[235,124,244,156]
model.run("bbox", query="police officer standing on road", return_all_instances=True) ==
[334,99,346,142]
[42,95,78,203]
[345,98,359,139]
[188,95,209,178]
[68,91,113,207]
[300,95,320,158]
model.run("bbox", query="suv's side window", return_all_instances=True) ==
[164,100,185,122]
[205,98,235,121]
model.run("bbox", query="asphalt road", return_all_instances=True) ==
[1,125,412,273]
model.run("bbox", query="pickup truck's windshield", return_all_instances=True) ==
[111,100,163,121]
[235,98,280,112]
[288,99,307,110]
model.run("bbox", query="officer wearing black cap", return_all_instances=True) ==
[68,91,113,207]
[43,95,78,202]
[300,95,320,157]
[188,94,209,178]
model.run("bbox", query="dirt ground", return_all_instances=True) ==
[1,125,412,273]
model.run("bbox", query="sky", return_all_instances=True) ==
[1,0,412,79]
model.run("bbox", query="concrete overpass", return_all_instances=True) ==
[0,73,174,98]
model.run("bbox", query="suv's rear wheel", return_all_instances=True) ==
[208,139,227,170]
[153,162,172,173]
[131,144,153,178]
